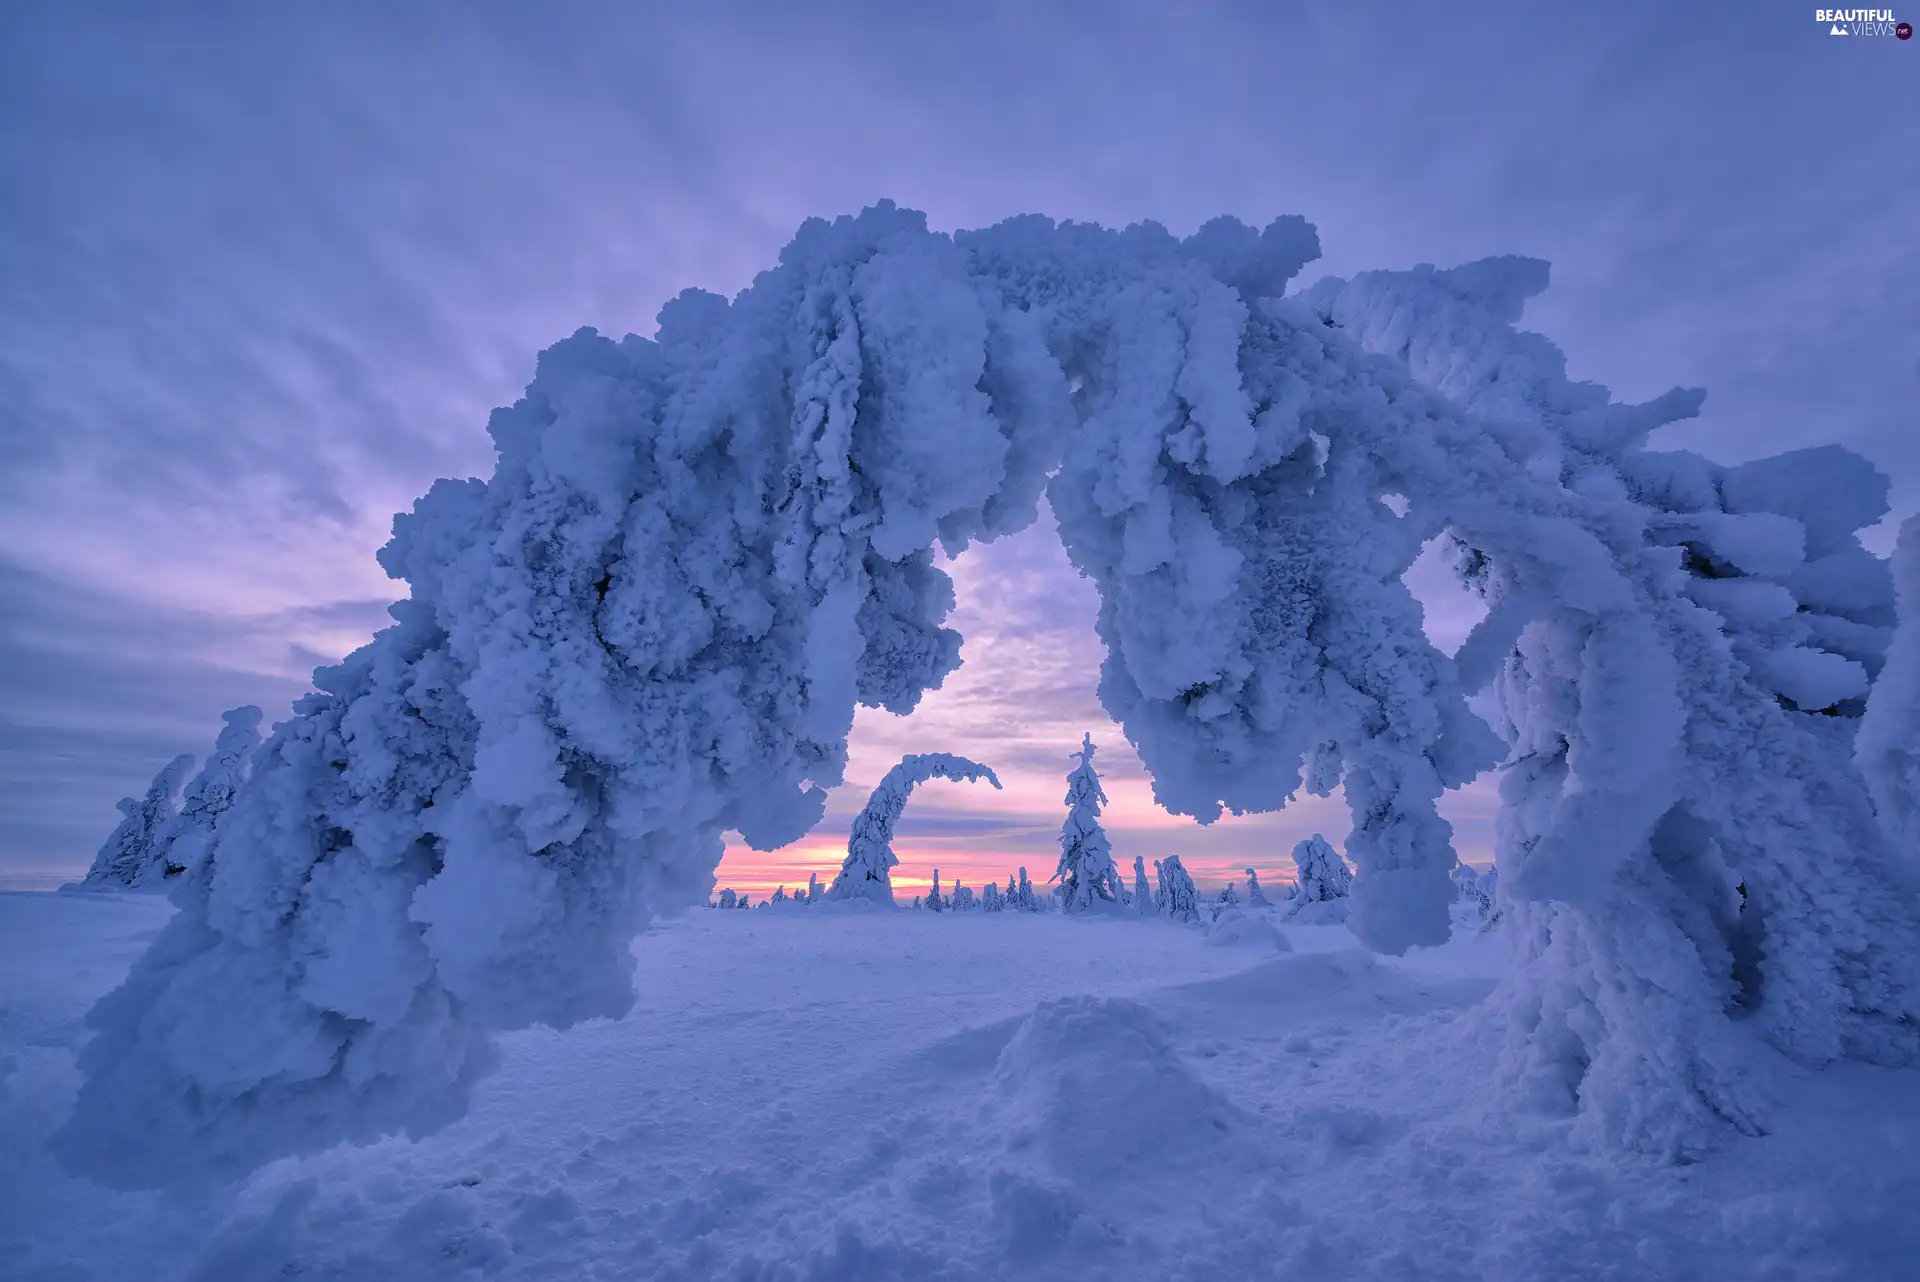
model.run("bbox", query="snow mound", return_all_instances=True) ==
[1203,908,1294,951]
[1287,897,1351,926]
[993,995,1244,1183]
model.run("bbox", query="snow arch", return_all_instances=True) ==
[829,752,1002,904]
[56,203,1920,1187]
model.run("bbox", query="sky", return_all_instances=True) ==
[1,1,1915,895]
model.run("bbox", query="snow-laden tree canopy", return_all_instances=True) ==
[828,752,1002,904]
[57,201,1920,1187]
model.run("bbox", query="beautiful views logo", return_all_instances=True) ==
[1815,7,1911,34]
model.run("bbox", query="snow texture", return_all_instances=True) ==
[77,754,195,890]
[57,201,1920,1184]
[829,752,1002,905]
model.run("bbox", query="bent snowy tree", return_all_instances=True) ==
[55,201,1920,1187]
[829,751,1002,903]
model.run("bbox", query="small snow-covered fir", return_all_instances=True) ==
[1052,734,1125,911]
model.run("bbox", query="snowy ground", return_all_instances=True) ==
[3,892,1917,1281]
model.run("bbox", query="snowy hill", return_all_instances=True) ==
[3,891,1916,1280]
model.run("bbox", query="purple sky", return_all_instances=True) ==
[2,1,1915,893]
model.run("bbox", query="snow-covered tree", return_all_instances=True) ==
[1450,860,1502,927]
[1154,856,1201,924]
[1451,861,1481,904]
[1290,835,1352,903]
[716,888,737,910]
[80,754,196,890]
[924,868,944,913]
[1455,864,1501,929]
[806,872,822,905]
[828,753,1001,904]
[1053,733,1124,911]
[150,707,263,886]
[951,881,976,912]
[981,880,1004,912]
[1245,867,1270,907]
[1015,867,1036,912]
[1132,856,1154,916]
[61,201,1920,1188]
[736,893,751,909]
[1306,259,1920,1155]
[1218,881,1241,908]
[770,886,788,904]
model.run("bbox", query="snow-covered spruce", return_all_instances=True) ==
[151,706,264,886]
[78,754,196,890]
[1052,733,1125,911]
[1154,856,1202,924]
[1132,856,1155,916]
[950,881,976,911]
[58,202,1920,1187]
[1245,866,1270,907]
[828,753,1001,905]
[981,879,1004,911]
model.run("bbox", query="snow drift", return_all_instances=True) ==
[56,202,1920,1186]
